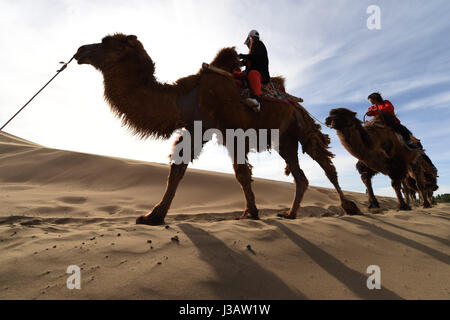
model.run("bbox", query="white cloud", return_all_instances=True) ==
[400,91,450,111]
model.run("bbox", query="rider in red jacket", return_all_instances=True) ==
[367,99,401,124]
[366,92,437,172]
[366,92,417,149]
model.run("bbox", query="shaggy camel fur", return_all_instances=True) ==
[74,33,360,225]
[326,108,431,210]
[403,155,438,206]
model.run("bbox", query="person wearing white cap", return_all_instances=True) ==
[238,30,270,112]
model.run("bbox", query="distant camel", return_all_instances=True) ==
[403,155,438,206]
[74,33,360,225]
[326,108,431,210]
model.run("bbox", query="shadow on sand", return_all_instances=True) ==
[265,220,403,300]
[342,217,450,265]
[178,223,306,299]
[364,215,450,247]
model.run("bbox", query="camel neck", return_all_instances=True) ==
[338,125,371,161]
[101,64,182,139]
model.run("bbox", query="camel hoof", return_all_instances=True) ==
[342,200,362,216]
[237,208,260,220]
[277,211,297,220]
[136,214,165,226]
[422,203,432,209]
[368,202,380,209]
[399,204,412,211]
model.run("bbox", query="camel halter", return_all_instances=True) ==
[0,56,75,131]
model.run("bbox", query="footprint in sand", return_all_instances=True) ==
[57,196,88,204]
[97,205,121,215]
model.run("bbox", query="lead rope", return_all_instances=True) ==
[301,107,331,129]
[0,56,75,131]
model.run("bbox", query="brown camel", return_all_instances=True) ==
[74,33,360,225]
[326,108,431,210]
[403,155,438,206]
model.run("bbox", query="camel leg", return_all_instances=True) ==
[429,190,436,206]
[391,179,411,211]
[410,191,418,206]
[306,144,361,215]
[410,163,431,208]
[408,188,418,206]
[356,161,380,209]
[401,180,411,208]
[277,138,309,219]
[226,138,259,220]
[136,133,201,225]
[233,162,259,220]
[405,177,419,206]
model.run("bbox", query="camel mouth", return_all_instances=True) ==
[325,116,336,129]
[74,44,97,65]
[74,51,89,65]
[74,51,90,65]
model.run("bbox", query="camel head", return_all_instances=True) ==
[326,108,361,130]
[210,46,242,73]
[74,33,154,73]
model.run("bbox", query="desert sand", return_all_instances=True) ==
[0,131,448,300]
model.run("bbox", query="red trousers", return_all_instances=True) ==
[232,70,263,96]
[248,70,263,96]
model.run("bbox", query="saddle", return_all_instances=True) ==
[201,63,303,109]
[237,78,298,107]
[364,118,422,150]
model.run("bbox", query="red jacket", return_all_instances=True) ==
[367,100,400,124]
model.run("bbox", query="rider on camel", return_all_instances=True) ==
[236,30,270,112]
[366,92,418,149]
[366,92,437,172]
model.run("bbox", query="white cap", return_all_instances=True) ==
[244,30,260,45]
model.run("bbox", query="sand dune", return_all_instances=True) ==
[0,131,449,299]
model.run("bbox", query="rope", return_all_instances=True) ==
[0,56,74,132]
[309,111,330,128]
[299,106,331,129]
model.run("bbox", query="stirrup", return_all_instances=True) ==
[246,98,261,112]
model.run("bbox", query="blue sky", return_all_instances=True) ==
[1,0,449,197]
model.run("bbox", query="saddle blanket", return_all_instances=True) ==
[239,80,297,106]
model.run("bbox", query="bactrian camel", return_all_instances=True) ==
[326,108,431,210]
[74,33,360,225]
[403,155,438,207]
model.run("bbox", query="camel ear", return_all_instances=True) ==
[127,35,138,46]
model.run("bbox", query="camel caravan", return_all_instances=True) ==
[73,31,438,225]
